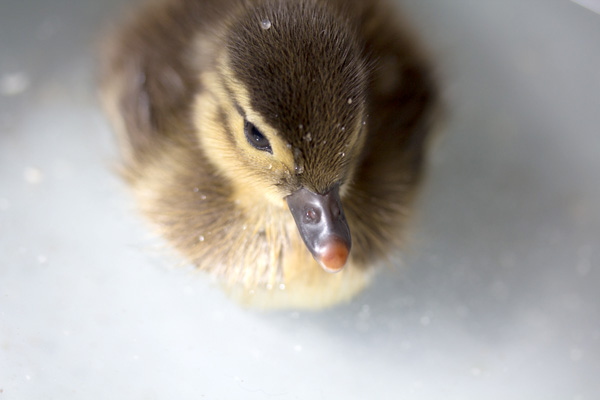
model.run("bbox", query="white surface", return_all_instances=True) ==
[1,0,599,399]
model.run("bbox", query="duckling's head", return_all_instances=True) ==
[194,0,370,272]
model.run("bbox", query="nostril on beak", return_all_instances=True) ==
[331,204,341,219]
[304,207,321,224]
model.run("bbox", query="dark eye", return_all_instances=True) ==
[244,120,272,153]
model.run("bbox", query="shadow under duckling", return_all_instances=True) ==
[100,0,439,309]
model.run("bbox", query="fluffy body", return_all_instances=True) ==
[100,0,438,308]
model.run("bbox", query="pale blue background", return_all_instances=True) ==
[1,0,599,398]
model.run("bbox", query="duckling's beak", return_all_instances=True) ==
[286,186,351,273]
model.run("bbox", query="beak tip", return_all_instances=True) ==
[317,239,350,273]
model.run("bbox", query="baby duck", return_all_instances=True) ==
[101,0,438,308]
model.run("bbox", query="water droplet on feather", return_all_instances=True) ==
[260,19,272,30]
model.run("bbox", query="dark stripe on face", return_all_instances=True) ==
[218,71,246,119]
[232,99,245,119]
[215,69,244,146]
[216,104,236,148]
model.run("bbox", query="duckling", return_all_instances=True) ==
[100,0,438,308]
